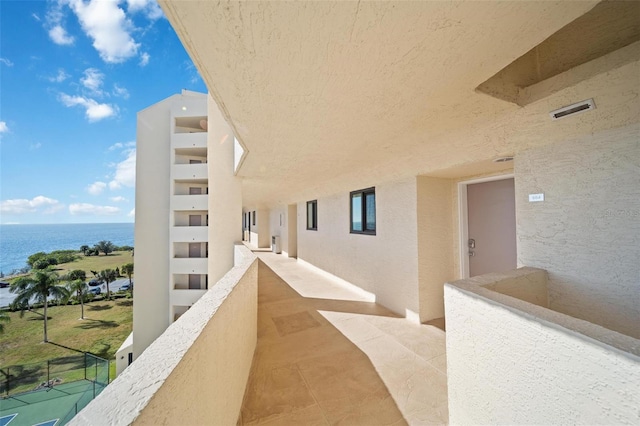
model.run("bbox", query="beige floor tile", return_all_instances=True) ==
[272,311,322,336]
[426,353,447,375]
[257,404,329,426]
[241,364,316,425]
[241,254,449,425]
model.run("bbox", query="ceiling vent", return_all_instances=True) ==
[550,99,596,120]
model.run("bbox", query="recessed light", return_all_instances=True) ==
[182,106,187,111]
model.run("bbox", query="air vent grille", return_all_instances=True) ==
[550,99,596,120]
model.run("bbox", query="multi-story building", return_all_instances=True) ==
[122,90,241,362]
[77,1,639,424]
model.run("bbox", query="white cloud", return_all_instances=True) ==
[0,121,8,134]
[48,68,69,83]
[69,203,120,216]
[0,58,14,67]
[32,13,41,22]
[1,196,64,215]
[49,25,75,45]
[127,0,163,20]
[109,149,136,189]
[110,196,127,203]
[30,142,42,151]
[81,68,105,95]
[139,52,150,67]
[58,93,117,122]
[128,208,135,217]
[87,181,107,195]
[108,142,123,151]
[67,0,139,63]
[113,83,129,99]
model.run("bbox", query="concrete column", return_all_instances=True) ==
[207,95,242,284]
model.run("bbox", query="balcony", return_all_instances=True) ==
[170,257,208,275]
[171,289,207,307]
[170,225,208,242]
[172,163,208,181]
[171,194,208,211]
[172,132,207,150]
[71,247,448,425]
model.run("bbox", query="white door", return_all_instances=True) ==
[467,178,517,277]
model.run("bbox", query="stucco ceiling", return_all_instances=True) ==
[159,1,639,207]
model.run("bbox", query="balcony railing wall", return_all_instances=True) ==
[70,245,258,425]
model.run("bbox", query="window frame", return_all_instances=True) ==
[350,187,376,235]
[306,200,318,231]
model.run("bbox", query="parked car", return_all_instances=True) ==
[88,279,101,287]
[89,287,102,295]
[120,283,131,291]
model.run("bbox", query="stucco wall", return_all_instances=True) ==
[445,280,640,425]
[297,177,420,318]
[269,207,288,254]
[477,267,548,308]
[133,98,173,358]
[417,176,455,322]
[71,247,258,426]
[208,94,243,285]
[516,123,640,338]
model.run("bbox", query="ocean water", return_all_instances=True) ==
[0,223,134,274]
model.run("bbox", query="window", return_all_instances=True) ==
[350,188,376,235]
[252,211,256,226]
[307,200,317,230]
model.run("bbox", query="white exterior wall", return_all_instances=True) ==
[417,176,455,322]
[248,209,270,248]
[269,207,288,254]
[134,91,209,359]
[297,177,420,318]
[445,281,640,425]
[133,98,172,358]
[207,94,242,284]
[115,332,134,377]
[516,123,640,339]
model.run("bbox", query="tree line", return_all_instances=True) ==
[23,241,133,272]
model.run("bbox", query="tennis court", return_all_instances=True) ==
[0,379,105,426]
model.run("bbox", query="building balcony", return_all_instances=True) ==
[170,226,208,243]
[171,194,208,211]
[171,289,207,307]
[170,257,208,275]
[172,163,208,181]
[171,130,207,149]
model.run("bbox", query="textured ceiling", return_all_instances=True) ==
[159,1,638,207]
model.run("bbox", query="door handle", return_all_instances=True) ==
[468,239,475,249]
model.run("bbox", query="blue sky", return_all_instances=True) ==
[0,0,206,224]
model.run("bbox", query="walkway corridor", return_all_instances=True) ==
[239,252,448,425]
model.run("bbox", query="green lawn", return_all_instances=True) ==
[54,250,134,277]
[0,299,132,394]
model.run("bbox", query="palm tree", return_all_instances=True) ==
[10,270,70,343]
[67,279,88,320]
[121,263,134,288]
[99,269,117,299]
[0,311,9,334]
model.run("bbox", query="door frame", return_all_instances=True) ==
[458,173,514,279]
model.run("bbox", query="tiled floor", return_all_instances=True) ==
[239,252,448,425]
